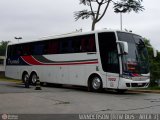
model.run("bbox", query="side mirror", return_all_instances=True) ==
[117,41,128,55]
[153,48,158,57]
[146,45,158,58]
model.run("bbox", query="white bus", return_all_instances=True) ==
[5,30,150,92]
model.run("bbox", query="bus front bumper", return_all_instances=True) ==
[118,78,150,89]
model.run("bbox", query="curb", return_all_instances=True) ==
[129,90,160,94]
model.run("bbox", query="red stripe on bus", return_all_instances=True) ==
[21,56,98,66]
[21,56,43,65]
[50,61,98,66]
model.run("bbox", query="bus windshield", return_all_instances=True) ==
[117,32,149,76]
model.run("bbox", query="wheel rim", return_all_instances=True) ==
[31,74,37,84]
[92,77,101,90]
[23,74,29,82]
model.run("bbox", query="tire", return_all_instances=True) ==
[89,76,103,92]
[30,73,37,85]
[22,73,29,83]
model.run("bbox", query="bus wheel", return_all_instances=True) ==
[30,73,37,85]
[22,72,29,83]
[89,76,102,92]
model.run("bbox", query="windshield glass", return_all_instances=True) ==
[117,32,149,76]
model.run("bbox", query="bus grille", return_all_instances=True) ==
[126,83,149,87]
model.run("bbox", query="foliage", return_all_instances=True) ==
[147,86,160,90]
[144,39,160,87]
[74,0,144,30]
[0,41,10,56]
[114,0,144,13]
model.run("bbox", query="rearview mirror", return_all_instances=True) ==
[153,48,158,57]
[117,41,128,55]
[145,45,158,58]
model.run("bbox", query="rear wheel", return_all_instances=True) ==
[22,73,29,83]
[30,73,37,85]
[89,76,103,92]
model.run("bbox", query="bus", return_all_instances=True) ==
[5,30,150,92]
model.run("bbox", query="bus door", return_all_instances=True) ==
[98,32,120,89]
[105,50,120,88]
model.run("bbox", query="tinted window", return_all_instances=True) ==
[118,32,149,74]
[7,34,96,56]
[22,43,32,55]
[53,34,96,54]
[7,45,22,57]
[98,32,119,73]
[60,38,72,53]
[45,40,60,54]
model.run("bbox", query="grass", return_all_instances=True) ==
[0,76,21,83]
[146,86,160,90]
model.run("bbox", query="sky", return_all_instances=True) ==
[0,0,160,50]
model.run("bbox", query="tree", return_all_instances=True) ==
[74,0,144,30]
[144,39,160,87]
[0,41,10,56]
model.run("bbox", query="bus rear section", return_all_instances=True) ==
[5,33,100,90]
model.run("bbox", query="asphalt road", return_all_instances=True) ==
[0,80,160,117]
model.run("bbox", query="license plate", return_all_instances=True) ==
[138,83,143,86]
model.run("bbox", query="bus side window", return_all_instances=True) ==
[53,40,59,54]
[60,39,67,53]
[46,40,60,54]
[7,46,11,57]
[47,41,53,54]
[11,45,16,56]
[33,42,45,55]
[80,35,96,52]
[60,38,72,54]
[16,45,22,56]
[72,38,81,53]
[22,44,31,56]
[81,38,88,52]
[88,36,96,52]
[17,50,21,56]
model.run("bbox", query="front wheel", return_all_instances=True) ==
[89,76,103,92]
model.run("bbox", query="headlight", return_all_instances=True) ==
[122,75,132,80]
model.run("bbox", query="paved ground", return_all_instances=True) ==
[0,80,160,115]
